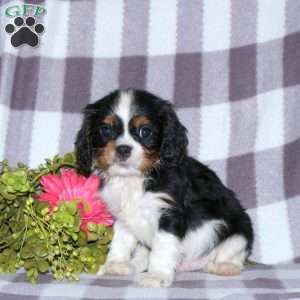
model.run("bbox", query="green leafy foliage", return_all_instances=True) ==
[0,152,112,283]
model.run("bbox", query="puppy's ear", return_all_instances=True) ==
[159,102,188,166]
[75,108,94,176]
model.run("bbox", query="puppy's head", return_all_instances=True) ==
[75,89,188,177]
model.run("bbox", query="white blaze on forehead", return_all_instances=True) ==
[114,90,133,144]
[115,90,133,126]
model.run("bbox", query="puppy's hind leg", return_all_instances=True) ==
[202,235,248,276]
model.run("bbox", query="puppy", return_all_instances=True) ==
[75,89,253,287]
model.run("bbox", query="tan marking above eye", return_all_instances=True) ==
[131,116,151,128]
[103,115,117,126]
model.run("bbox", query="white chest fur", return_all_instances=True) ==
[100,175,169,247]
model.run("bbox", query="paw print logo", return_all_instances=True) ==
[5,16,44,47]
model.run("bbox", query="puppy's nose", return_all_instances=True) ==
[116,145,132,160]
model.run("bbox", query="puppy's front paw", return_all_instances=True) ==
[98,261,135,276]
[137,273,173,288]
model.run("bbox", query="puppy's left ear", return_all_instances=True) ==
[159,102,188,166]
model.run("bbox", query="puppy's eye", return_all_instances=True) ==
[139,125,152,138]
[100,125,113,138]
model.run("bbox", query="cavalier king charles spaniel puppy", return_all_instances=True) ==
[75,89,253,287]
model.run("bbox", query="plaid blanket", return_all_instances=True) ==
[0,0,300,268]
[0,264,299,300]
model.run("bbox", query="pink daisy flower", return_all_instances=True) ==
[37,169,113,233]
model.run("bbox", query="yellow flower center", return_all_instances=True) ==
[75,198,91,213]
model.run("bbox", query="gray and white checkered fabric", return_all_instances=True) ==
[0,264,300,299]
[1,0,300,268]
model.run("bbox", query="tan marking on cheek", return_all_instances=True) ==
[132,116,151,128]
[97,141,116,170]
[103,115,117,126]
[139,149,159,173]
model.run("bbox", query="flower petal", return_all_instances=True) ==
[40,174,64,197]
[84,175,100,192]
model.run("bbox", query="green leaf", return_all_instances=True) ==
[24,259,36,270]
[34,245,48,258]
[27,268,39,284]
[36,259,48,273]
[21,245,35,259]
[0,184,16,200]
[71,233,78,241]
[62,152,76,164]
[65,201,77,216]
[78,231,87,246]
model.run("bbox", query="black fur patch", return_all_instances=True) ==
[146,157,254,253]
